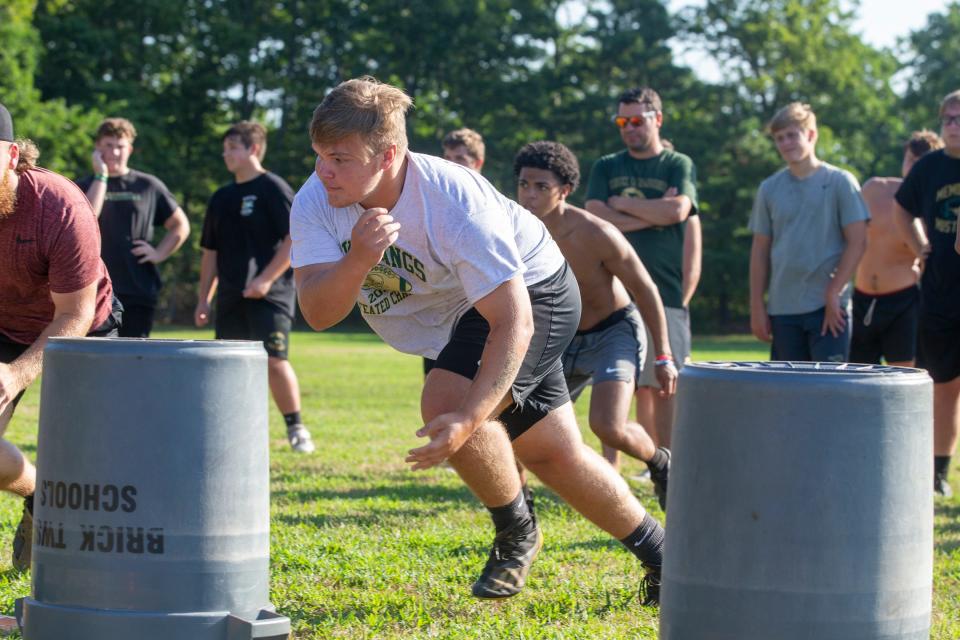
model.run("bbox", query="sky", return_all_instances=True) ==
[666,0,948,85]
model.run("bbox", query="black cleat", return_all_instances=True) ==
[12,497,33,572]
[471,521,543,599]
[638,567,661,607]
[649,447,671,511]
[935,473,953,498]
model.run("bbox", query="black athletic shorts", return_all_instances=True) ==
[216,296,293,359]
[849,285,919,365]
[431,262,581,440]
[917,313,960,383]
[116,296,155,338]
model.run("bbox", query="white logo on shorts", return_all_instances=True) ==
[605,367,625,374]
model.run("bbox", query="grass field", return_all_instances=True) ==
[0,331,957,638]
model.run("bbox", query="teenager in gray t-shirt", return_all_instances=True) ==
[292,79,667,605]
[749,103,869,362]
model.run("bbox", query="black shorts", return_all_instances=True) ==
[215,297,293,359]
[917,313,960,383]
[849,285,919,364]
[116,296,155,338]
[431,263,581,440]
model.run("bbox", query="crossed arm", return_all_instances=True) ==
[586,187,692,232]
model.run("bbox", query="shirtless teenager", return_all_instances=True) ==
[515,141,677,510]
[850,131,943,366]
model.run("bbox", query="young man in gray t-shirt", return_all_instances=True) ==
[292,78,667,605]
[749,102,869,362]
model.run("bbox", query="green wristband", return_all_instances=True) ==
[95,174,108,183]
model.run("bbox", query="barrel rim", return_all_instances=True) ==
[685,360,929,378]
[46,337,264,351]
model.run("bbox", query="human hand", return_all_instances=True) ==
[131,240,162,264]
[821,294,847,338]
[242,277,271,299]
[750,306,772,343]
[91,150,108,176]
[405,411,477,471]
[194,300,211,327]
[655,360,678,397]
[0,363,21,416]
[663,187,678,198]
[350,207,401,269]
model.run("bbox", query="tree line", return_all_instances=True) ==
[3,0,958,331]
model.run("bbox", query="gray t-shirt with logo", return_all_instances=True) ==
[749,162,870,315]
[290,152,566,358]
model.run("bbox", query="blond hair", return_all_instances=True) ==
[767,102,817,134]
[939,90,960,119]
[95,117,137,142]
[442,128,485,162]
[310,77,412,156]
[14,138,39,174]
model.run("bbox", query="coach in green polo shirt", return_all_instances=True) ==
[586,86,699,450]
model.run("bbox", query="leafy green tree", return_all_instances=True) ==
[901,2,960,131]
[1,0,102,174]
[677,0,902,328]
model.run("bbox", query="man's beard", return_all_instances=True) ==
[0,168,16,218]
[627,136,655,154]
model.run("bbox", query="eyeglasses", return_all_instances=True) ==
[614,111,658,128]
[942,115,960,128]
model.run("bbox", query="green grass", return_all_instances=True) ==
[0,330,957,638]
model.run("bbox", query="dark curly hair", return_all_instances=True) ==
[513,141,580,191]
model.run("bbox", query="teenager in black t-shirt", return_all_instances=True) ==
[79,118,190,337]
[894,90,960,497]
[196,121,314,453]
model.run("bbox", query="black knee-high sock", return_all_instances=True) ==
[487,491,530,533]
[620,513,664,569]
[935,456,951,479]
[646,448,668,472]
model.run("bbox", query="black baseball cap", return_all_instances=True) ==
[0,103,12,142]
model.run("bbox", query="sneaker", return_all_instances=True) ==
[638,567,661,607]
[471,521,543,599]
[649,447,671,511]
[287,423,315,453]
[935,473,953,498]
[12,497,33,572]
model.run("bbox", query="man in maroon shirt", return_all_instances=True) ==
[0,103,118,571]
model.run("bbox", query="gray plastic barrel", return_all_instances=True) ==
[16,338,290,640]
[661,361,933,640]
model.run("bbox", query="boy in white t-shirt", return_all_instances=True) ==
[291,77,666,605]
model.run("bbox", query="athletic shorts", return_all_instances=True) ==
[116,297,156,339]
[638,306,691,388]
[215,297,293,359]
[917,314,960,383]
[430,263,581,440]
[849,285,919,365]
[563,303,647,402]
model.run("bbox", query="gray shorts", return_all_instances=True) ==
[563,303,647,402]
[638,306,691,389]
